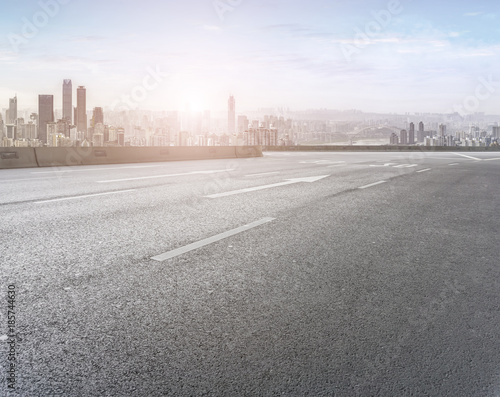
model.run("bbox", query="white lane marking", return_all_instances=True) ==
[245,172,280,177]
[151,217,276,261]
[300,160,345,164]
[369,163,397,167]
[393,164,418,168]
[205,175,329,199]
[0,177,60,182]
[32,164,164,174]
[34,189,136,204]
[98,169,233,183]
[417,168,432,173]
[452,153,481,161]
[484,158,500,161]
[359,181,387,190]
[448,163,459,166]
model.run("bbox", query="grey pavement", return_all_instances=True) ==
[1,151,499,396]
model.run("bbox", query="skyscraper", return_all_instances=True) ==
[228,95,235,135]
[409,122,415,144]
[8,96,17,125]
[92,107,104,127]
[439,124,446,137]
[77,86,87,135]
[492,126,500,139]
[38,95,54,144]
[400,129,408,145]
[63,79,72,124]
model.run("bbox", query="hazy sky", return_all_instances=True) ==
[1,0,500,114]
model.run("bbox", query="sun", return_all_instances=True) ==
[182,91,207,112]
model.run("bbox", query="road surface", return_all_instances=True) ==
[1,151,499,396]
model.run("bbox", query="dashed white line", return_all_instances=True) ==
[448,163,459,166]
[97,169,233,183]
[300,160,344,164]
[369,163,397,167]
[245,172,280,177]
[417,168,432,173]
[151,217,276,261]
[0,177,59,182]
[32,164,164,174]
[484,158,500,161]
[359,180,387,190]
[393,164,418,168]
[34,189,136,204]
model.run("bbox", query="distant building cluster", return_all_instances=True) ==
[1,83,126,148]
[3,84,500,148]
[390,121,499,147]
[1,82,292,148]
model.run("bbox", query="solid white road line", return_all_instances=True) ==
[205,175,329,198]
[452,153,481,161]
[484,158,500,161]
[151,217,276,261]
[0,177,60,182]
[359,181,387,189]
[417,168,432,173]
[34,189,136,204]
[97,169,233,183]
[245,172,280,177]
[32,164,164,174]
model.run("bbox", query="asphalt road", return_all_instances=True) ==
[1,150,499,396]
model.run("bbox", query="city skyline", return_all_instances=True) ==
[1,1,500,113]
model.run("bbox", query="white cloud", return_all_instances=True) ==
[464,12,484,17]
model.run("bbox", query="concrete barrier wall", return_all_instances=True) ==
[0,148,39,169]
[235,146,263,158]
[0,146,262,169]
[263,145,500,152]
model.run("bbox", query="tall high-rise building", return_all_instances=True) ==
[492,126,500,139]
[400,129,408,145]
[8,96,17,125]
[92,107,104,127]
[63,79,72,124]
[228,95,235,135]
[439,124,446,137]
[76,86,87,135]
[238,115,249,134]
[417,121,426,143]
[390,133,399,145]
[0,113,4,140]
[38,95,54,144]
[409,122,415,144]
